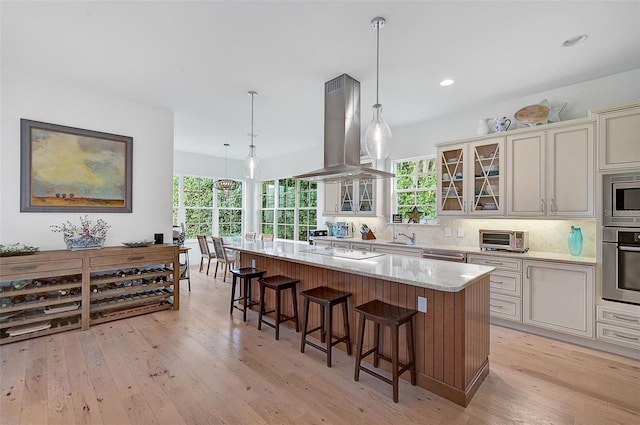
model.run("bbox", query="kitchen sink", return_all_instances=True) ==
[388,241,413,245]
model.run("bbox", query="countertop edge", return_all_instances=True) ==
[310,237,597,265]
[227,241,494,292]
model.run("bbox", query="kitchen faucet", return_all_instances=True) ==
[398,232,416,245]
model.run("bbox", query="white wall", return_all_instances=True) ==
[390,69,640,160]
[0,71,175,250]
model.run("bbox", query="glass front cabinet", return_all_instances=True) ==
[324,178,376,216]
[437,137,505,216]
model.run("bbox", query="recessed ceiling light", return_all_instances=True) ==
[440,79,454,87]
[562,34,588,47]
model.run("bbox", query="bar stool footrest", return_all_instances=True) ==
[357,366,393,386]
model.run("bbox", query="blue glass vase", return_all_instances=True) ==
[568,226,583,256]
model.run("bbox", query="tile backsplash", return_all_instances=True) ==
[323,217,596,257]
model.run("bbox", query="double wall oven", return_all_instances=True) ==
[602,173,640,305]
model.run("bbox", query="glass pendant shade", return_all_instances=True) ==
[243,90,260,180]
[364,103,392,160]
[243,144,260,179]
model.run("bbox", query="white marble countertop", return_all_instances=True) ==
[310,236,597,265]
[225,239,494,292]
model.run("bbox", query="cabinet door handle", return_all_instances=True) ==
[612,314,640,324]
[490,280,504,285]
[550,198,555,213]
[540,198,545,213]
[490,304,503,309]
[127,256,145,261]
[612,332,639,342]
[11,265,37,271]
[526,265,530,279]
[483,260,504,266]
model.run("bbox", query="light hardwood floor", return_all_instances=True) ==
[1,267,639,425]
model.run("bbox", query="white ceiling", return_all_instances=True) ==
[2,1,640,161]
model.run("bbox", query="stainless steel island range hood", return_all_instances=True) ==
[294,74,395,182]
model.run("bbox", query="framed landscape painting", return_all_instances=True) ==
[20,119,133,212]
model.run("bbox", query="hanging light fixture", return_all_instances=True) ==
[364,16,392,160]
[243,90,260,179]
[214,143,240,192]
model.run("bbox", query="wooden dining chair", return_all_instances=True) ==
[196,235,216,275]
[211,236,237,282]
[260,234,274,241]
[244,232,257,240]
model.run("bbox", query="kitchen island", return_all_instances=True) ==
[227,240,494,407]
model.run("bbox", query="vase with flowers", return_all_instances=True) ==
[51,215,110,250]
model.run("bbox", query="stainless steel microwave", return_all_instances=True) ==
[479,229,529,252]
[603,173,640,227]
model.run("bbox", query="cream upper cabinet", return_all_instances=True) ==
[323,181,340,215]
[546,123,595,217]
[507,122,595,218]
[593,102,640,171]
[437,137,505,216]
[523,260,594,338]
[323,179,377,216]
[506,131,546,216]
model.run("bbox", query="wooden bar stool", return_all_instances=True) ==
[230,267,265,321]
[354,299,418,403]
[299,286,352,367]
[257,275,299,340]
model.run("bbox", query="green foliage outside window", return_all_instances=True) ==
[179,176,214,238]
[278,178,296,208]
[261,180,275,208]
[217,184,243,237]
[260,179,317,241]
[395,157,438,221]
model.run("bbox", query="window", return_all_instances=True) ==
[172,175,180,226]
[394,156,438,222]
[277,178,296,239]
[260,180,276,235]
[173,175,244,239]
[259,178,318,241]
[182,176,213,238]
[297,180,318,241]
[217,184,243,236]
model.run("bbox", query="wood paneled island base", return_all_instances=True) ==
[238,251,490,407]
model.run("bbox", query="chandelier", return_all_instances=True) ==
[214,143,240,192]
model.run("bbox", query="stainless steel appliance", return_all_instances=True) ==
[479,229,529,252]
[602,227,640,305]
[293,74,394,182]
[422,248,467,263]
[603,173,640,227]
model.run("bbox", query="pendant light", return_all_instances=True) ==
[214,143,240,192]
[243,90,260,179]
[364,16,392,160]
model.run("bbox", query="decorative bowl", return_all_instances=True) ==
[0,243,40,257]
[121,240,155,248]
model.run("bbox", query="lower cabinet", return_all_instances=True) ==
[596,306,640,350]
[311,239,332,247]
[371,245,423,257]
[523,260,594,338]
[468,254,523,322]
[0,245,179,345]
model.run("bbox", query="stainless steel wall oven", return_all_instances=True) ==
[602,172,640,305]
[602,227,640,305]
